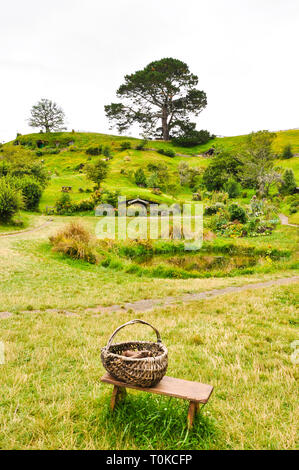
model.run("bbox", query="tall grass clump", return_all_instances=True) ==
[49,222,98,264]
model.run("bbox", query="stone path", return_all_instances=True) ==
[279,213,298,228]
[1,275,298,319]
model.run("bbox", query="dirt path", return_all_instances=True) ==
[1,275,298,319]
[279,214,298,228]
[0,218,54,238]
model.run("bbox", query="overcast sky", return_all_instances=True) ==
[1,0,298,142]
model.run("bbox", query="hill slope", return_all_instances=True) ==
[2,129,299,210]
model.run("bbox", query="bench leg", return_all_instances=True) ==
[187,401,199,429]
[110,385,127,411]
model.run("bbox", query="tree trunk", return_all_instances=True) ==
[161,107,170,141]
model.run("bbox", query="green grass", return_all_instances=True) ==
[0,283,297,449]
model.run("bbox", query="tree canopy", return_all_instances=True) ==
[105,58,207,141]
[28,98,66,133]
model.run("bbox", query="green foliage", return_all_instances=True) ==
[134,168,147,187]
[119,141,131,150]
[279,169,297,195]
[204,203,225,215]
[54,193,74,215]
[85,146,102,156]
[85,158,109,188]
[105,57,207,140]
[282,144,293,159]
[0,178,24,222]
[157,148,176,158]
[103,146,112,158]
[203,151,241,190]
[99,189,121,207]
[228,203,247,223]
[238,130,277,189]
[224,178,242,198]
[135,139,148,150]
[172,123,214,147]
[14,177,42,211]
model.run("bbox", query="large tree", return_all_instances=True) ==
[28,98,66,133]
[105,58,207,140]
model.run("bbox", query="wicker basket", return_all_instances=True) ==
[101,319,168,387]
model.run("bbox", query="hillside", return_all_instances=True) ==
[2,129,299,210]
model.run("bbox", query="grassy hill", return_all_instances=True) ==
[2,129,299,210]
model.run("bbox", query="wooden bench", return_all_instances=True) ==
[101,373,214,429]
[61,186,72,192]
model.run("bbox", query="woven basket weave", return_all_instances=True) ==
[101,319,168,387]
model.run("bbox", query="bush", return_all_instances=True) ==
[157,148,176,158]
[74,199,95,212]
[135,139,148,150]
[16,177,42,211]
[120,141,131,150]
[54,193,74,215]
[86,146,102,156]
[103,146,112,158]
[224,178,241,198]
[228,204,247,223]
[99,189,121,207]
[281,144,293,159]
[279,169,297,195]
[172,129,215,147]
[0,179,24,222]
[134,168,147,187]
[204,203,225,215]
[49,222,97,264]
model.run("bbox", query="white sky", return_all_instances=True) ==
[1,0,298,142]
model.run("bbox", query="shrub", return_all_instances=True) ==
[211,191,228,204]
[228,203,247,223]
[54,193,74,215]
[172,129,215,147]
[281,144,293,159]
[224,178,241,198]
[134,168,147,187]
[86,146,102,156]
[279,169,297,195]
[157,148,176,158]
[135,139,148,150]
[74,199,95,212]
[16,177,42,211]
[204,203,225,215]
[103,146,112,158]
[120,141,131,150]
[0,179,24,222]
[49,222,97,264]
[100,189,121,207]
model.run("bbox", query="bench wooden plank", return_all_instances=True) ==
[101,373,213,404]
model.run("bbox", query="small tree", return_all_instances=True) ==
[280,169,297,195]
[28,98,66,133]
[282,144,293,160]
[85,159,109,188]
[224,177,241,198]
[134,168,147,187]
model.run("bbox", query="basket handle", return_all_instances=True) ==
[106,319,162,349]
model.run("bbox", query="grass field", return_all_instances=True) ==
[0,279,298,449]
